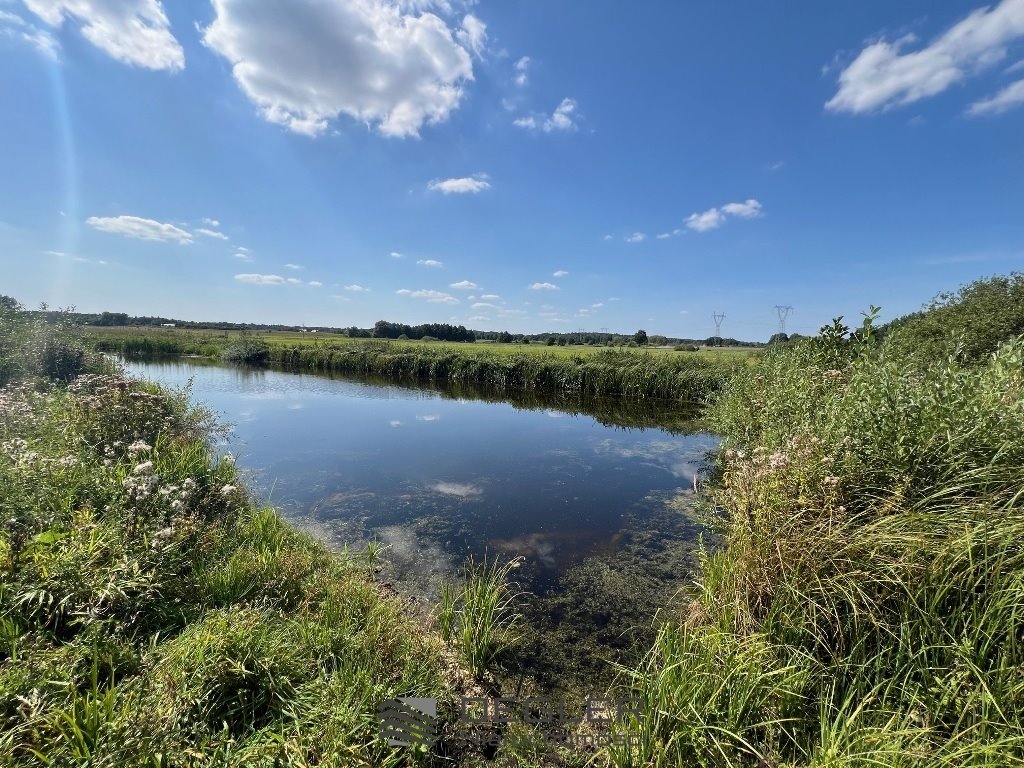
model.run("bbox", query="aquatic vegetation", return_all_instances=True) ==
[269,343,735,403]
[437,556,525,679]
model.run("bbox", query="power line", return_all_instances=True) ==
[712,312,725,338]
[774,305,793,335]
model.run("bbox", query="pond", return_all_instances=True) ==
[123,356,719,690]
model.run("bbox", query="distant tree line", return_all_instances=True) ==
[22,303,766,347]
[371,320,476,342]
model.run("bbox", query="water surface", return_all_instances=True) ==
[124,357,718,687]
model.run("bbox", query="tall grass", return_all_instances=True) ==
[0,307,450,767]
[606,302,1024,766]
[269,343,734,403]
[436,556,524,679]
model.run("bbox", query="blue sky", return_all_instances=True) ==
[1,0,1023,339]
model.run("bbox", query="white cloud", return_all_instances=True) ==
[685,208,726,232]
[515,97,579,132]
[471,302,498,309]
[397,288,459,304]
[202,0,475,137]
[202,217,220,227]
[826,0,1024,114]
[968,77,1024,114]
[455,14,486,58]
[236,245,250,253]
[344,284,370,292]
[24,0,184,70]
[480,293,500,300]
[428,174,491,194]
[553,269,569,277]
[602,234,613,241]
[86,215,192,243]
[467,315,489,322]
[685,199,763,232]
[0,10,59,59]
[284,263,303,270]
[286,277,303,285]
[514,54,529,86]
[308,280,323,287]
[235,273,285,285]
[417,258,444,268]
[196,227,228,240]
[591,302,604,309]
[234,252,251,261]
[656,232,671,239]
[529,282,559,291]
[625,232,646,243]
[721,199,763,218]
[390,251,403,258]
[450,279,478,289]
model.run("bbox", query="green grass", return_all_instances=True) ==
[606,297,1024,766]
[0,309,455,767]
[437,556,525,679]
[87,326,747,404]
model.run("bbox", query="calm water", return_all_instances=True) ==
[123,357,718,603]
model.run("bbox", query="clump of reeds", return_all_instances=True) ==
[436,555,524,678]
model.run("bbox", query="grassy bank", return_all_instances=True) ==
[90,327,744,404]
[610,285,1024,766]
[0,307,456,766]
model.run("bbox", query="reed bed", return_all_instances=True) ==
[268,343,735,403]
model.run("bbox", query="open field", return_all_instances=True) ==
[85,324,760,359]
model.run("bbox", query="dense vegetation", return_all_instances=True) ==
[0,303,454,766]
[611,285,1024,765]
[267,342,735,403]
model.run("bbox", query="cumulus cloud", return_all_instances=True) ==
[625,232,646,243]
[968,78,1024,114]
[480,293,500,300]
[308,280,323,287]
[234,251,252,261]
[389,251,404,258]
[826,0,1024,114]
[467,314,489,322]
[202,0,477,137]
[515,97,579,132]
[450,279,478,289]
[344,284,370,292]
[235,273,285,285]
[428,174,491,194]
[529,282,559,291]
[685,199,763,232]
[417,258,444,268]
[24,0,184,70]
[86,215,192,243]
[284,263,303,270]
[553,270,569,277]
[397,288,459,304]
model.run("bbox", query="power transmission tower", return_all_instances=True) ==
[774,305,793,335]
[712,312,725,345]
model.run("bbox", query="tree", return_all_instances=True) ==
[768,332,790,345]
[0,295,21,311]
[633,329,648,345]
